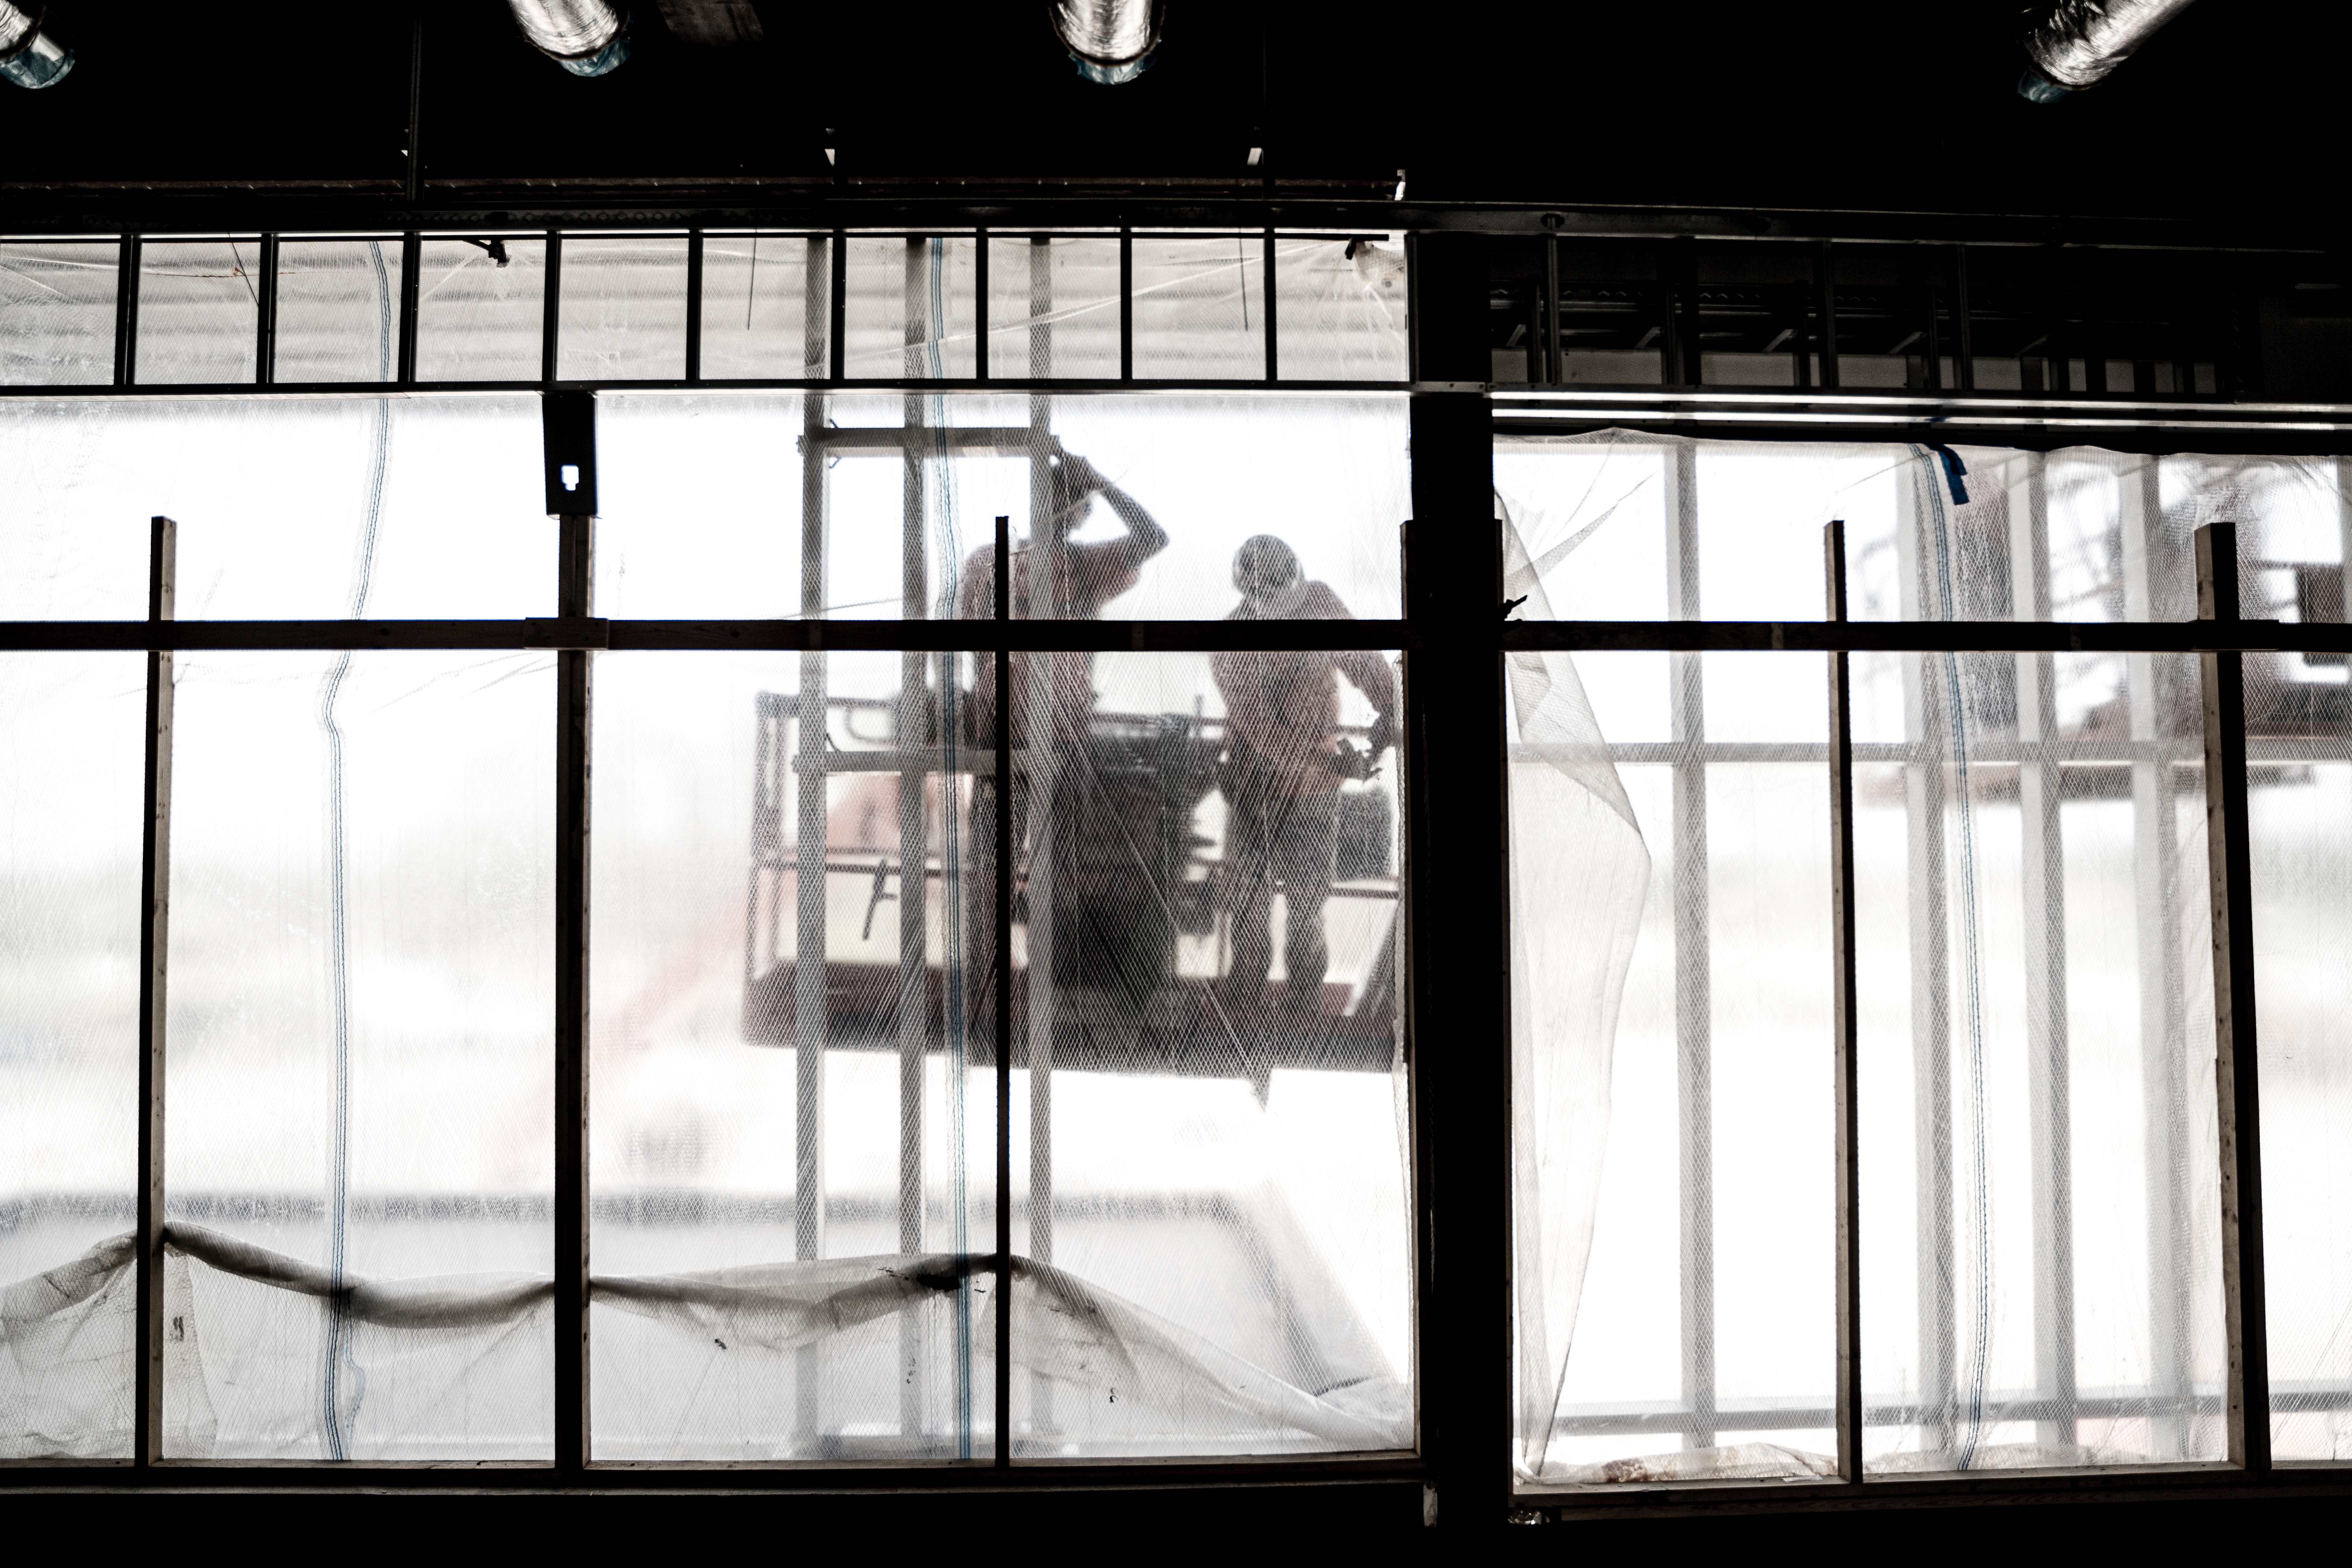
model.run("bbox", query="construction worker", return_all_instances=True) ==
[955,443,1169,1002]
[1212,535,1397,1015]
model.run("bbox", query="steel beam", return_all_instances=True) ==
[133,516,175,1468]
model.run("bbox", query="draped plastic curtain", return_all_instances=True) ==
[1504,433,2350,1484]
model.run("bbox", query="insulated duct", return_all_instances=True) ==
[2019,0,2197,101]
[508,0,633,76]
[1051,0,1161,84]
[0,3,73,89]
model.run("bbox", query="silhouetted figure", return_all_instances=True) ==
[1212,536,1397,1014]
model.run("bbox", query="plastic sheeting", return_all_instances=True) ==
[1502,433,2352,1484]
[0,1226,1407,1458]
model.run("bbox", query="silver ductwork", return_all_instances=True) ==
[509,0,633,77]
[1051,0,1162,84]
[2020,0,2198,101]
[0,3,73,89]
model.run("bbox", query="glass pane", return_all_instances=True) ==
[842,236,976,380]
[699,233,828,380]
[414,237,546,382]
[137,240,259,385]
[1273,236,1408,384]
[0,240,117,386]
[0,653,145,1458]
[1522,652,1835,1484]
[1131,234,1262,380]
[274,240,403,384]
[1006,649,1410,1456]
[594,392,1406,623]
[163,650,555,1459]
[592,648,998,1460]
[557,236,688,381]
[1855,641,2225,1472]
[986,236,1118,380]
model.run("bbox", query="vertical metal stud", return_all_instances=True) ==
[114,234,141,387]
[541,231,563,386]
[975,229,990,382]
[1263,227,1279,382]
[685,230,705,384]
[830,230,848,384]
[2197,523,2272,1475]
[551,399,596,1473]
[133,515,176,1469]
[1825,519,1861,1485]
[397,231,421,386]
[993,514,1014,1467]
[255,234,279,386]
[1119,227,1134,382]
[1543,232,1562,387]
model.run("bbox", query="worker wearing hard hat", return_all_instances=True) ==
[1211,535,1397,1015]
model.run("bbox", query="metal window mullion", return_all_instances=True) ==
[1262,228,1278,382]
[1824,519,1861,1484]
[829,230,847,384]
[397,232,421,386]
[115,234,141,386]
[1542,233,1561,387]
[541,231,563,385]
[553,500,593,1474]
[255,235,279,386]
[1664,443,1715,1451]
[992,515,1013,1467]
[1119,227,1133,382]
[2196,523,2272,1474]
[133,515,176,1469]
[685,230,704,384]
[975,228,989,382]
[2010,453,2076,1448]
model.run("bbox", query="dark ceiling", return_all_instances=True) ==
[0,0,2339,242]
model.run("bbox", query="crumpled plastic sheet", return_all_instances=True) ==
[1499,495,1654,1484]
[1,1224,1409,1459]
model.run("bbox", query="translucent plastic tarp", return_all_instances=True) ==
[0,242,116,386]
[0,395,553,621]
[592,392,1406,622]
[0,653,145,1457]
[1500,433,2329,1484]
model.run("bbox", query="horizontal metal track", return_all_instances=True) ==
[0,188,2334,251]
[0,618,1414,653]
[1539,740,2352,765]
[7,617,2348,655]
[1502,620,2352,654]
[0,379,1414,401]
